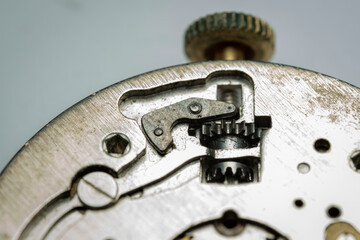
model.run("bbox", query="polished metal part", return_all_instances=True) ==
[0,61,360,240]
[77,171,118,208]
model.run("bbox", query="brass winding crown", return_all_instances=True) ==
[185,12,275,62]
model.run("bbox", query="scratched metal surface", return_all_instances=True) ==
[0,61,359,239]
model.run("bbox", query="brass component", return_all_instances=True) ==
[177,237,192,240]
[325,222,360,240]
[185,12,275,62]
[213,45,245,60]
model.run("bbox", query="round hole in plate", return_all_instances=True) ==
[297,162,310,174]
[327,206,341,218]
[222,212,238,229]
[294,199,304,208]
[214,210,245,237]
[314,138,331,153]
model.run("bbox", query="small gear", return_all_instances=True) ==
[189,117,271,149]
[205,161,254,184]
[200,120,258,139]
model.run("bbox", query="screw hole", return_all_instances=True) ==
[314,138,330,153]
[294,199,304,208]
[215,210,245,236]
[297,162,310,174]
[103,133,130,157]
[222,211,238,229]
[327,206,341,218]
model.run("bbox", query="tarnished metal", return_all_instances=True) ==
[141,97,237,154]
[185,12,275,61]
[325,222,360,240]
[0,61,359,239]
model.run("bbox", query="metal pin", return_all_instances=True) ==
[188,102,202,114]
[154,128,163,136]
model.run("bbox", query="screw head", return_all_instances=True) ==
[102,133,130,157]
[77,171,118,208]
[154,127,163,136]
[188,102,202,114]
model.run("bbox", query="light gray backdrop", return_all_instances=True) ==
[1,0,359,171]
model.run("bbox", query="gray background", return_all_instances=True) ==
[1,0,359,171]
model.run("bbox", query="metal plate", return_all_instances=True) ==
[0,61,360,240]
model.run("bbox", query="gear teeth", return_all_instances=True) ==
[234,167,254,183]
[253,128,262,139]
[199,120,259,139]
[205,169,212,182]
[234,168,244,182]
[234,123,240,135]
[224,121,232,134]
[238,121,246,135]
[206,167,225,183]
[244,123,255,136]
[214,168,225,182]
[188,126,196,136]
[189,118,271,149]
[201,124,210,136]
[245,170,253,182]
[224,167,234,183]
[205,164,254,183]
[215,123,222,135]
